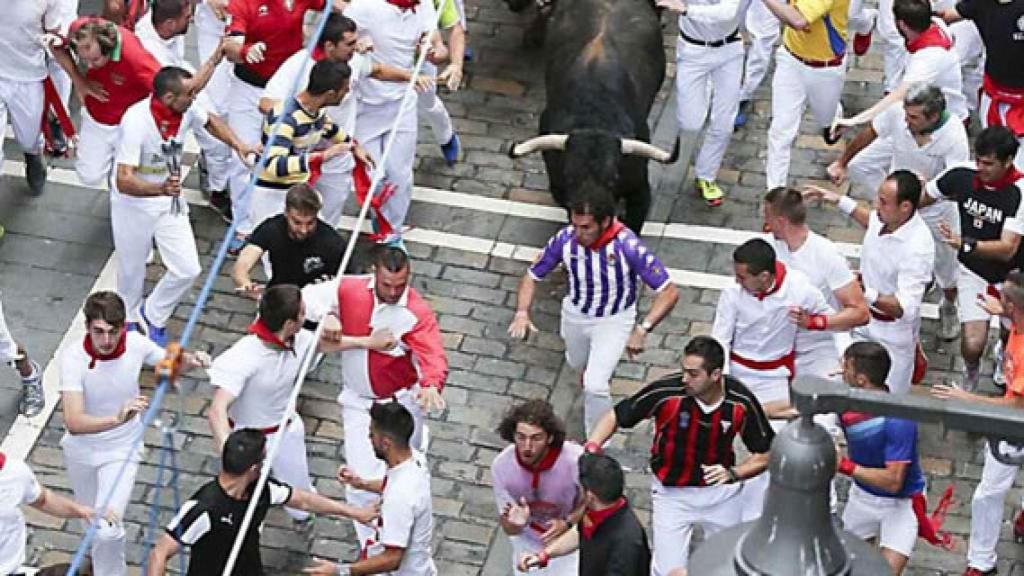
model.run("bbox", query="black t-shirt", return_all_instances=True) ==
[614,374,774,487]
[165,477,293,576]
[956,0,1024,87]
[248,215,345,287]
[932,162,1024,283]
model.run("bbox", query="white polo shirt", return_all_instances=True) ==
[901,21,969,121]
[135,12,187,67]
[0,457,42,576]
[712,263,832,381]
[208,330,317,429]
[859,211,936,332]
[0,0,61,82]
[773,232,855,356]
[677,0,749,43]
[60,331,165,453]
[113,97,209,213]
[345,0,436,105]
[872,104,970,180]
[379,451,437,576]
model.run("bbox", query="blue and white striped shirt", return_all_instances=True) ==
[529,224,672,317]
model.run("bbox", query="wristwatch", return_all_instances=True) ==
[638,319,654,333]
[336,564,352,576]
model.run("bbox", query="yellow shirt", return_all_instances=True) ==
[783,0,850,62]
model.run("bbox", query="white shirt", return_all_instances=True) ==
[860,211,936,330]
[208,330,316,428]
[774,232,855,356]
[379,452,437,576]
[677,0,750,42]
[901,21,969,120]
[0,0,61,82]
[872,104,970,180]
[113,97,209,213]
[135,12,187,67]
[263,51,373,171]
[712,264,832,379]
[345,0,436,105]
[60,332,165,452]
[0,457,42,575]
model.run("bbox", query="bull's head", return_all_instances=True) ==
[509,133,678,163]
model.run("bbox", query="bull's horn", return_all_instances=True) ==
[620,138,677,163]
[508,134,569,157]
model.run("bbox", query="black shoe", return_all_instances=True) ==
[822,125,843,146]
[24,153,47,196]
[46,115,68,158]
[208,190,233,223]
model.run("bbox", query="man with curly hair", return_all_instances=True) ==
[490,399,585,575]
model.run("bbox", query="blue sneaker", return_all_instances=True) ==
[734,100,750,129]
[126,321,144,335]
[440,133,460,166]
[140,302,168,347]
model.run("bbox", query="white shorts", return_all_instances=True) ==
[957,264,1000,324]
[651,479,744,574]
[841,483,918,558]
[0,296,18,363]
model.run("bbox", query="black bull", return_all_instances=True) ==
[508,0,678,233]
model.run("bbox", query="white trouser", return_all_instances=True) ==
[739,0,781,102]
[62,440,139,576]
[980,92,1024,170]
[111,196,201,327]
[796,342,841,380]
[315,156,355,228]
[77,110,120,188]
[240,418,314,521]
[226,75,266,235]
[559,300,635,436]
[249,185,289,232]
[355,99,418,234]
[951,21,985,116]
[0,78,45,166]
[728,361,790,404]
[195,9,233,192]
[47,58,73,112]
[339,386,426,546]
[968,442,1024,571]
[0,296,18,362]
[846,0,874,36]
[852,322,916,394]
[509,535,579,575]
[767,47,846,189]
[651,479,743,574]
[675,38,744,181]
[417,62,454,146]
[842,483,918,558]
[846,139,960,289]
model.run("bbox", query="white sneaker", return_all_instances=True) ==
[963,366,981,393]
[939,300,960,341]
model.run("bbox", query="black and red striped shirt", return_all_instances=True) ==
[614,375,774,487]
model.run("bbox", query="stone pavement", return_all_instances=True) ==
[2,0,1023,574]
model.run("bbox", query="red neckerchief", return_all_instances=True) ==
[311,46,328,62]
[247,319,294,352]
[975,166,1023,192]
[83,329,128,369]
[581,497,627,540]
[906,24,952,53]
[386,0,418,11]
[149,97,183,141]
[0,451,6,471]
[755,261,787,301]
[588,218,626,250]
[515,445,562,491]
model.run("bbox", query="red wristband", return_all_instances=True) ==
[537,551,550,568]
[583,441,603,455]
[806,314,828,331]
[838,457,856,476]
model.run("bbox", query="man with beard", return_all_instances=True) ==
[232,183,345,300]
[491,399,585,575]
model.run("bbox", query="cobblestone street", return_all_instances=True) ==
[2,0,1023,574]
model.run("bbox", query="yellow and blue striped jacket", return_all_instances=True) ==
[256,97,349,189]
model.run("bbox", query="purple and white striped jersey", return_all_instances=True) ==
[529,224,672,317]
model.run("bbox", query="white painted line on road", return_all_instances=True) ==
[0,257,118,462]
